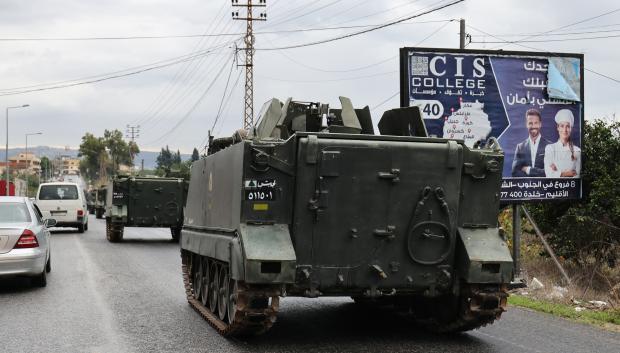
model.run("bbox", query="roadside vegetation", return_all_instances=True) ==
[502,119,620,328]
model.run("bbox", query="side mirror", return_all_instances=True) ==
[44,219,57,227]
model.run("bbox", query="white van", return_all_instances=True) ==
[35,182,88,233]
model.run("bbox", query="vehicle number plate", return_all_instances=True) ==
[245,188,276,201]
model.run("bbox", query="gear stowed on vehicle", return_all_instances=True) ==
[181,96,513,336]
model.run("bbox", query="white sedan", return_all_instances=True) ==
[0,196,56,287]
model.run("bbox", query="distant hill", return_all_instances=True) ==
[0,146,190,170]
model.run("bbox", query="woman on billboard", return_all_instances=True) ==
[544,109,581,178]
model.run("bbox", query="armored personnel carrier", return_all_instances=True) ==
[105,176,188,242]
[181,97,512,336]
[94,185,107,219]
[87,190,96,215]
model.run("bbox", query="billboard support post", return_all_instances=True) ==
[512,204,521,278]
[521,205,572,285]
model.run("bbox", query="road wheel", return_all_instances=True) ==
[170,227,181,242]
[227,277,238,324]
[96,209,103,219]
[192,255,203,301]
[32,270,47,287]
[208,262,219,314]
[106,219,123,242]
[77,223,85,233]
[85,222,89,231]
[200,259,210,307]
[46,254,51,273]
[218,265,229,321]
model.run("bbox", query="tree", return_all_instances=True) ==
[530,119,620,267]
[78,133,106,181]
[40,156,51,181]
[156,146,173,171]
[191,148,200,162]
[104,129,132,168]
[79,130,139,182]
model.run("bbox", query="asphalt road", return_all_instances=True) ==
[1,218,618,353]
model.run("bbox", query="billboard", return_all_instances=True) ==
[400,47,584,203]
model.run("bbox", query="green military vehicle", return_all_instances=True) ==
[105,176,188,242]
[87,190,96,215]
[95,185,107,219]
[180,97,513,336]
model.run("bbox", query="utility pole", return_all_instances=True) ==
[125,124,140,174]
[125,124,140,142]
[232,0,267,130]
[459,18,466,49]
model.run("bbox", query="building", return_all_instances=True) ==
[0,152,41,176]
[52,155,80,175]
[10,152,41,174]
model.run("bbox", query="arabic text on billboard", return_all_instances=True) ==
[403,48,583,202]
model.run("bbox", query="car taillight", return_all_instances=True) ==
[77,209,84,216]
[14,229,39,249]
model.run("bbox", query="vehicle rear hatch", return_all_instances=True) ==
[292,133,463,291]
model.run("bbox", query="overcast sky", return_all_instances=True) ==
[1,0,618,153]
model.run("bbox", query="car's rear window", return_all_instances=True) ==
[38,185,79,200]
[0,203,32,222]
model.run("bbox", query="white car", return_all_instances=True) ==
[35,182,88,233]
[0,197,55,287]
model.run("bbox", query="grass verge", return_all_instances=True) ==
[509,295,620,329]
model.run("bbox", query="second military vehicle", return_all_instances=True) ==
[181,97,513,336]
[105,176,188,242]
[94,185,107,219]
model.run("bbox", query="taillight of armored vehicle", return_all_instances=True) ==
[105,176,188,242]
[180,97,513,336]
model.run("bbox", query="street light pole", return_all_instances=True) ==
[25,132,42,197]
[5,104,29,196]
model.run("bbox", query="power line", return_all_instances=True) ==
[137,12,240,130]
[133,1,232,127]
[0,20,451,42]
[470,28,620,38]
[0,45,232,96]
[466,24,620,86]
[0,40,234,94]
[371,91,399,112]
[256,0,464,50]
[147,53,235,145]
[258,70,397,83]
[472,33,620,44]
[487,7,620,50]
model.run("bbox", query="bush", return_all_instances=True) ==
[529,120,620,268]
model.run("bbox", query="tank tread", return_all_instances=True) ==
[425,284,508,332]
[181,252,279,337]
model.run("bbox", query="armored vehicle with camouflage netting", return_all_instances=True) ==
[180,97,513,336]
[105,176,188,242]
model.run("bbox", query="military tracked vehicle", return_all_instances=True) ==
[87,190,96,215]
[181,97,513,336]
[105,176,188,242]
[95,185,107,219]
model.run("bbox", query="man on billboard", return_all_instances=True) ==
[511,108,550,177]
[544,109,581,178]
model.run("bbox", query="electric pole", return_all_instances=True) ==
[232,0,267,130]
[125,124,140,174]
[459,18,466,49]
[125,124,140,143]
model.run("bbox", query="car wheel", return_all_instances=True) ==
[85,222,89,231]
[33,270,47,287]
[46,254,51,273]
[78,223,85,233]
